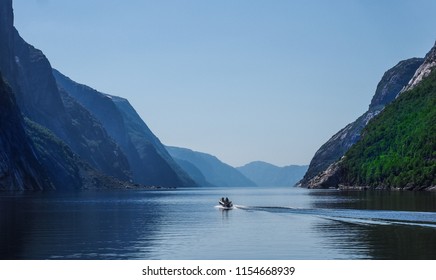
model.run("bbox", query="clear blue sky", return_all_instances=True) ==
[12,0,436,167]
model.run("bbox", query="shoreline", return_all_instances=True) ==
[337,184,436,192]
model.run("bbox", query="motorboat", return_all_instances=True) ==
[219,197,233,210]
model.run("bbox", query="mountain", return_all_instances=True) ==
[1,72,137,191]
[0,74,51,191]
[52,70,196,187]
[1,0,194,189]
[237,161,308,187]
[298,57,423,188]
[166,146,256,187]
[305,41,436,190]
[1,70,135,191]
[403,43,436,92]
[0,0,131,183]
[24,117,140,190]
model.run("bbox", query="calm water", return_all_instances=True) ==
[1,187,436,260]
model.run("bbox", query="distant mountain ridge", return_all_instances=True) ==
[166,146,256,187]
[237,161,308,187]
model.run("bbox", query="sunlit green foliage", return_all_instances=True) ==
[341,70,436,189]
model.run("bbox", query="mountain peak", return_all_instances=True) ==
[402,41,436,92]
[299,57,422,187]
[0,0,13,28]
[369,58,424,109]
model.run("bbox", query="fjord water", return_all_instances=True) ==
[1,187,436,259]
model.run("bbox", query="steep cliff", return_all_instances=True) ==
[24,118,136,190]
[305,41,436,190]
[53,70,196,187]
[0,0,131,183]
[1,72,130,191]
[337,42,436,190]
[299,58,423,188]
[0,74,52,191]
[403,41,436,92]
[59,90,131,181]
[0,0,15,86]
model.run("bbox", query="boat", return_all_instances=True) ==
[219,197,233,210]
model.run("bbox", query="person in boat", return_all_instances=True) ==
[219,197,225,205]
[219,197,233,208]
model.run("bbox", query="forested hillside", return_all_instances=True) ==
[340,70,436,189]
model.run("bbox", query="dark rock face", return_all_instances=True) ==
[0,0,131,183]
[1,0,65,133]
[0,0,15,86]
[59,90,131,181]
[23,118,84,190]
[13,33,132,182]
[237,161,308,187]
[1,71,127,191]
[1,0,195,188]
[299,58,423,188]
[300,157,344,189]
[24,118,135,191]
[369,58,424,109]
[12,31,66,125]
[0,74,52,191]
[166,146,256,187]
[53,70,196,187]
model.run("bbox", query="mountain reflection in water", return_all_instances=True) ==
[1,188,435,259]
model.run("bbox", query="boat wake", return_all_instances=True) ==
[230,205,436,229]
[215,205,232,210]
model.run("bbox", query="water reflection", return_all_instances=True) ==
[0,191,166,259]
[310,189,436,259]
[309,189,436,212]
[2,188,436,259]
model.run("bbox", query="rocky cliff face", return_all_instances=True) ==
[53,70,196,187]
[0,0,131,183]
[1,0,197,188]
[24,118,137,190]
[337,69,436,190]
[299,58,423,188]
[369,58,425,109]
[0,74,52,191]
[0,0,14,86]
[1,71,128,191]
[402,41,436,92]
[302,41,436,190]
[59,90,131,181]
[1,0,65,132]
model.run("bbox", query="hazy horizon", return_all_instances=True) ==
[13,0,436,167]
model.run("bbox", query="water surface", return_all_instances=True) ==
[1,187,435,259]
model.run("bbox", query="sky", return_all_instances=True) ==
[12,0,436,167]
